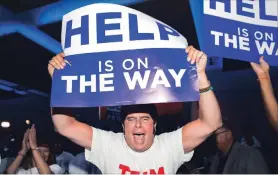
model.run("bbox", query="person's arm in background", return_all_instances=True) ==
[6,129,30,174]
[182,46,222,152]
[48,53,93,150]
[251,56,278,131]
[28,125,52,174]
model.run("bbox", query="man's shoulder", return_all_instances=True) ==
[93,127,123,135]
[154,128,182,145]
[156,128,182,138]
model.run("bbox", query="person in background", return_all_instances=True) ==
[240,127,261,148]
[207,123,269,174]
[54,143,74,173]
[68,152,101,174]
[101,106,122,122]
[0,156,15,174]
[250,56,278,131]
[5,125,64,174]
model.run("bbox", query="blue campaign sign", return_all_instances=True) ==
[51,3,199,107]
[197,0,278,66]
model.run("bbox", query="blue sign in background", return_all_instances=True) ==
[51,48,199,107]
[189,0,278,66]
[203,15,278,66]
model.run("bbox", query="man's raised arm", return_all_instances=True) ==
[181,46,222,152]
[49,53,93,150]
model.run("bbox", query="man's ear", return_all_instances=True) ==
[122,124,125,134]
[154,123,157,134]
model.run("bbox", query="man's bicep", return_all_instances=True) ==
[52,113,93,150]
[61,119,93,150]
[182,119,213,152]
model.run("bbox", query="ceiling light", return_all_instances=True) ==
[1,121,10,128]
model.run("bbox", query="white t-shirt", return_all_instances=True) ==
[85,127,194,174]
[16,164,64,174]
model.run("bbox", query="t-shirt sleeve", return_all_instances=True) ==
[85,127,119,172]
[157,128,194,170]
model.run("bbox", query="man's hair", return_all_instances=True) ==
[121,104,158,123]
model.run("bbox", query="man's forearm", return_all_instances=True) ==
[259,76,278,131]
[198,73,222,130]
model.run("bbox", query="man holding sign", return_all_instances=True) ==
[48,45,222,174]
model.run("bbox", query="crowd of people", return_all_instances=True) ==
[0,46,277,174]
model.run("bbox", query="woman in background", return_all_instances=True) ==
[5,125,64,174]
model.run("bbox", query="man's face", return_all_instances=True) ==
[123,113,155,152]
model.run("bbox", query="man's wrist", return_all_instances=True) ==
[198,73,210,89]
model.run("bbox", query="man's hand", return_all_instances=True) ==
[185,45,207,75]
[250,56,270,78]
[48,53,66,78]
[186,45,209,89]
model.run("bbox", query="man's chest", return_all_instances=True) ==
[104,151,174,175]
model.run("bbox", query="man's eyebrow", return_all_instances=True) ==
[126,116,136,119]
[140,115,151,118]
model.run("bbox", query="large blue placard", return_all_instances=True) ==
[50,3,199,107]
[192,0,277,66]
